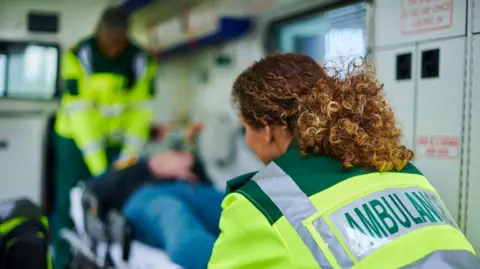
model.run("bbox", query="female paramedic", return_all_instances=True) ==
[207,53,479,269]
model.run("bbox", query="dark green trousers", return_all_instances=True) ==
[52,133,120,269]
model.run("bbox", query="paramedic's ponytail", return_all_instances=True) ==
[293,61,414,171]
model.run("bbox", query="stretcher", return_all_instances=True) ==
[63,186,182,269]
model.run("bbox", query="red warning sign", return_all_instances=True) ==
[401,0,453,35]
[416,136,461,159]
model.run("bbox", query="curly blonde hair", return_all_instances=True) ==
[232,53,414,172]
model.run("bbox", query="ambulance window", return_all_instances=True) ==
[0,40,60,100]
[265,1,368,73]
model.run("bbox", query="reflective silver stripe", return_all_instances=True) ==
[77,45,93,74]
[252,162,353,268]
[123,136,146,155]
[132,100,154,110]
[313,217,354,268]
[65,101,92,113]
[133,53,148,81]
[81,141,103,156]
[99,105,125,117]
[400,250,480,269]
[124,136,146,148]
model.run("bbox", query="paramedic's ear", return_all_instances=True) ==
[262,121,274,144]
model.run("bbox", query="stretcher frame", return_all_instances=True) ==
[63,186,181,269]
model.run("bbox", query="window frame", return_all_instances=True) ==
[0,39,61,100]
[263,0,372,57]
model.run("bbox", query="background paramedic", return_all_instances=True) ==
[52,6,157,269]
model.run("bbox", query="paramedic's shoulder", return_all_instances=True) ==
[210,170,292,269]
[128,40,148,56]
[128,40,143,53]
[66,36,94,57]
[128,40,157,64]
[225,169,283,225]
[225,171,257,194]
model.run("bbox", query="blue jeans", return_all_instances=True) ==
[122,182,224,269]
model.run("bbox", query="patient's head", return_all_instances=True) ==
[232,53,414,171]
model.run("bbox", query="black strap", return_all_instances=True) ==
[5,233,48,269]
[1,219,48,246]
[0,219,48,269]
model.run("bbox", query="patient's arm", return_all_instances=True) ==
[86,151,197,211]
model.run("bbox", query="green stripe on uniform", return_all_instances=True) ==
[149,79,156,97]
[63,79,79,96]
[226,171,283,225]
[236,180,283,225]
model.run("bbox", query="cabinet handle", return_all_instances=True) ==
[421,49,440,78]
[0,139,7,150]
[396,52,412,80]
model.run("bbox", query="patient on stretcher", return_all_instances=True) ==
[84,123,224,269]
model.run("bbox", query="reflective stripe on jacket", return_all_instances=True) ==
[208,145,479,269]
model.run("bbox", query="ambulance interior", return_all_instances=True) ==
[0,0,478,268]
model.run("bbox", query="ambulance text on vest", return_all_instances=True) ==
[328,187,457,260]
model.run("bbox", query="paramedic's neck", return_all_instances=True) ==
[262,127,293,165]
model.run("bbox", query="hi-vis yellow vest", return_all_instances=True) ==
[208,146,479,269]
[55,37,157,176]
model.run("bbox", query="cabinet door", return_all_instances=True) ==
[466,34,480,254]
[415,37,466,221]
[474,0,480,33]
[0,116,47,204]
[375,46,417,152]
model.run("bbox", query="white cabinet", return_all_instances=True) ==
[466,34,480,254]
[0,116,48,204]
[414,37,465,221]
[375,0,467,47]
[375,36,466,221]
[376,45,417,151]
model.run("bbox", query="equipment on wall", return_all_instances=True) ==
[154,17,252,59]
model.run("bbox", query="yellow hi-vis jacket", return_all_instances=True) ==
[208,145,479,269]
[55,37,157,176]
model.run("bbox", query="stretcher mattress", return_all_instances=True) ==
[69,187,182,269]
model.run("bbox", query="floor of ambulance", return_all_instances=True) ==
[70,187,182,269]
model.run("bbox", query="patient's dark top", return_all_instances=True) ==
[85,155,213,213]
